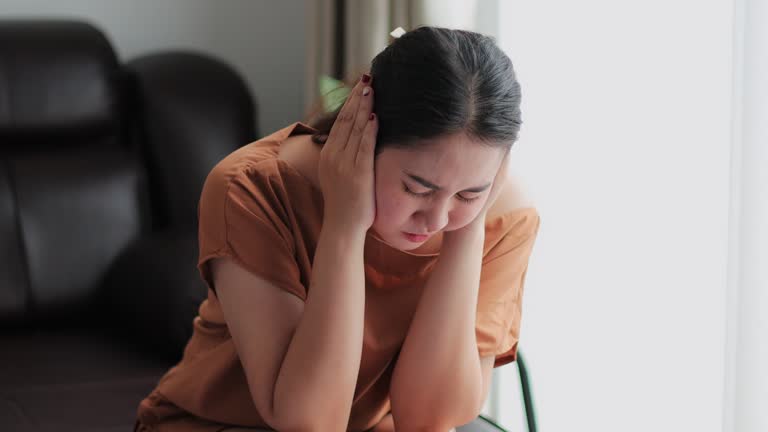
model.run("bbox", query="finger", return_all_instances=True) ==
[323,94,360,155]
[355,112,378,168]
[325,74,368,153]
[346,84,374,160]
[342,76,373,153]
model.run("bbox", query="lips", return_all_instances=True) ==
[402,231,429,242]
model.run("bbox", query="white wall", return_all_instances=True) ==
[496,1,734,431]
[0,0,308,136]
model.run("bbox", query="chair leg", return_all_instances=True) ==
[459,351,538,432]
[516,351,537,432]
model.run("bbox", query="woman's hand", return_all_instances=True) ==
[318,73,378,233]
[449,149,510,239]
[477,149,510,218]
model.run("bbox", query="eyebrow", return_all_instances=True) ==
[403,170,492,193]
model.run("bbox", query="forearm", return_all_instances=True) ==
[390,225,486,429]
[274,223,367,430]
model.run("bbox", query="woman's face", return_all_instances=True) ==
[371,132,505,251]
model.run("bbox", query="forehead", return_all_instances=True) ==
[383,133,503,176]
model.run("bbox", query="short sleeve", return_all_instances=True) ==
[476,210,541,368]
[196,163,307,302]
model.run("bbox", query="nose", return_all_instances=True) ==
[418,202,450,233]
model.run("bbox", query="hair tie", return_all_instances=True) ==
[390,26,406,39]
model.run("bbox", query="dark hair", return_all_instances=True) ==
[306,25,523,157]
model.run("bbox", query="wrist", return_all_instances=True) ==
[322,212,371,238]
[444,218,485,248]
[320,221,368,247]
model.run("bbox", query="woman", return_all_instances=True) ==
[135,26,541,432]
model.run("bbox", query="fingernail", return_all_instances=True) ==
[362,87,370,96]
[369,113,375,121]
[362,73,371,83]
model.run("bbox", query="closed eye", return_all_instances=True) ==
[402,182,480,204]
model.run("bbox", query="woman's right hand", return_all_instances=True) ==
[318,73,378,232]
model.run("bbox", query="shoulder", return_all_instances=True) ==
[482,173,539,258]
[277,133,323,188]
[198,151,295,236]
[201,156,279,204]
[200,136,283,200]
[487,173,537,218]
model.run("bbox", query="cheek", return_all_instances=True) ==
[374,185,413,226]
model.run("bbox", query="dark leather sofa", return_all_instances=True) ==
[0,20,256,432]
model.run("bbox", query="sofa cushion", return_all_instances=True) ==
[0,328,172,432]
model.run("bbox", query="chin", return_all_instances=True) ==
[397,240,423,251]
[373,227,422,249]
[396,231,434,250]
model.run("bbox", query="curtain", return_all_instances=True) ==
[303,0,493,120]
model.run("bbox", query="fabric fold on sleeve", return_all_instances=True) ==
[475,210,541,368]
[196,165,307,302]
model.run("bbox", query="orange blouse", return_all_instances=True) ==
[135,121,541,432]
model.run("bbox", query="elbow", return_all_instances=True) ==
[270,416,340,432]
[391,417,460,432]
[270,402,350,432]
[394,413,479,432]
[266,379,356,431]
[273,421,332,432]
[390,397,481,432]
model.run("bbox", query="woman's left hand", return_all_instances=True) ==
[461,150,511,234]
[480,150,510,216]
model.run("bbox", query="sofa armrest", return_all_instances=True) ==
[99,230,207,361]
[124,52,257,231]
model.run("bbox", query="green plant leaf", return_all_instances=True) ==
[318,74,351,113]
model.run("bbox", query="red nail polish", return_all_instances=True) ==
[369,113,375,120]
[362,73,371,83]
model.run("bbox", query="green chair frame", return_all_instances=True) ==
[469,350,537,432]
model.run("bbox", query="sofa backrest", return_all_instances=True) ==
[0,20,148,323]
